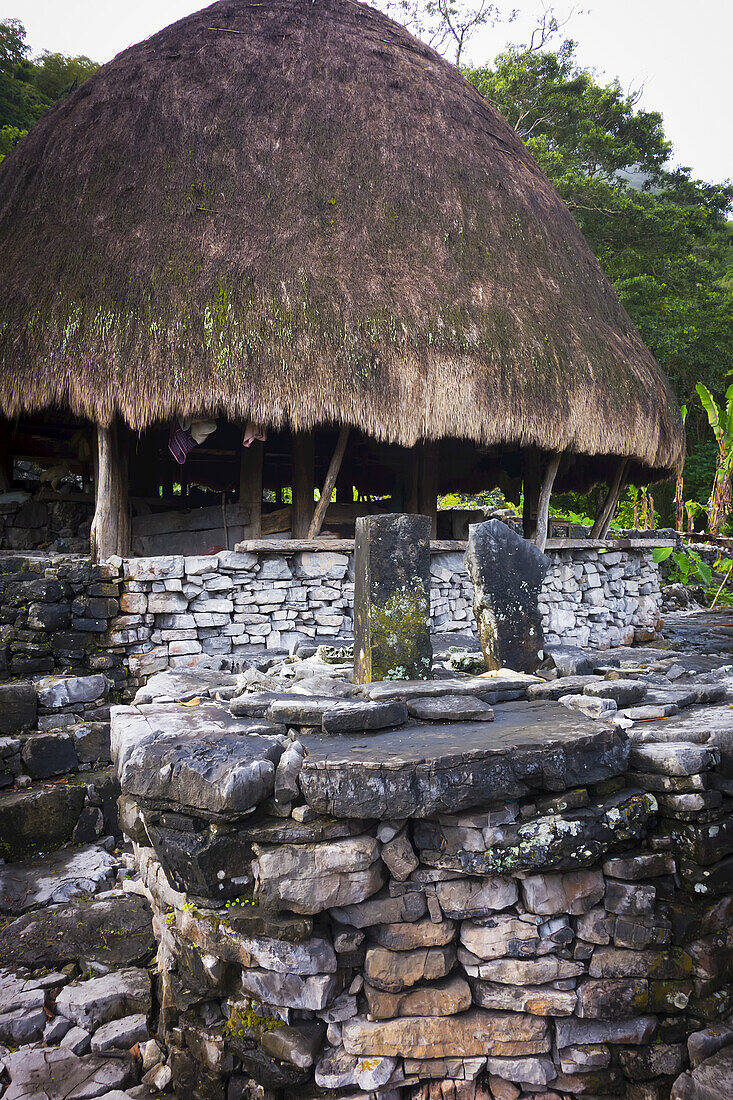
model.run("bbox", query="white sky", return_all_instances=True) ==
[5,0,731,183]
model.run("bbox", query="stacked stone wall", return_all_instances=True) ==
[0,495,93,552]
[115,686,733,1100]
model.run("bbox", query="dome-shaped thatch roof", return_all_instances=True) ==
[0,0,683,480]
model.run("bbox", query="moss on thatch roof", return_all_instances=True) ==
[0,0,683,479]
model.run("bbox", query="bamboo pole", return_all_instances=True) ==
[591,458,628,539]
[533,453,561,552]
[308,426,350,539]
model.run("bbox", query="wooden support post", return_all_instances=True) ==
[291,431,315,538]
[591,459,628,539]
[240,436,263,538]
[405,447,420,515]
[0,420,11,493]
[418,442,439,539]
[533,453,561,552]
[91,419,130,562]
[308,426,349,539]
[522,452,541,540]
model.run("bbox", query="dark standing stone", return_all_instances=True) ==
[21,732,79,779]
[353,513,432,684]
[465,519,550,674]
[0,682,37,734]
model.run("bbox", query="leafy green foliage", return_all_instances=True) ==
[0,18,99,162]
[465,41,733,523]
[653,545,713,587]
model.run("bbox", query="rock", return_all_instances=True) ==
[435,877,518,919]
[558,693,617,720]
[605,880,655,915]
[70,722,111,766]
[602,851,676,880]
[543,644,596,677]
[36,674,107,710]
[0,1001,46,1044]
[274,742,304,804]
[2,1047,136,1100]
[257,1019,325,1070]
[321,701,409,734]
[331,889,427,927]
[91,1012,149,1051]
[55,967,150,1030]
[618,1043,685,1079]
[589,945,692,979]
[238,969,338,1010]
[0,682,37,734]
[364,943,456,992]
[298,701,628,819]
[460,916,540,960]
[470,980,576,1016]
[555,1016,657,1047]
[45,1014,72,1042]
[315,1046,360,1089]
[406,696,495,722]
[0,892,154,970]
[584,679,647,706]
[0,844,118,916]
[373,917,456,951]
[0,782,86,860]
[625,703,679,720]
[143,1063,173,1091]
[60,1025,92,1054]
[343,1008,548,1059]
[484,1055,557,1086]
[364,974,471,1019]
[254,836,384,913]
[576,978,647,1019]
[466,957,583,985]
[353,513,433,684]
[116,702,285,815]
[521,869,605,915]
[527,676,601,701]
[381,830,419,880]
[629,742,719,776]
[465,519,549,674]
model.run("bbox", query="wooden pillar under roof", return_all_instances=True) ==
[90,418,130,562]
[591,458,628,539]
[522,451,541,540]
[240,435,263,538]
[533,453,561,553]
[291,431,315,538]
[418,441,439,539]
[0,420,11,493]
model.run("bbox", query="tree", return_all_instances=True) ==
[383,0,515,66]
[33,51,99,101]
[696,383,733,536]
[463,41,733,523]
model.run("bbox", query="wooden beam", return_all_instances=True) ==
[308,426,350,539]
[533,453,561,552]
[240,436,263,538]
[418,442,439,538]
[0,420,11,492]
[291,432,315,538]
[591,459,628,539]
[90,419,130,561]
[522,452,541,539]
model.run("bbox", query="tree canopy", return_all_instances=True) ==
[465,41,733,523]
[0,18,98,162]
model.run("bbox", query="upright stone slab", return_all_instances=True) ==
[353,514,432,685]
[465,519,549,674]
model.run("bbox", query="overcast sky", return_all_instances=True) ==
[6,0,731,184]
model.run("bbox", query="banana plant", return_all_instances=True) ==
[696,383,733,536]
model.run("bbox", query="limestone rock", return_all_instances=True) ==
[364,943,456,992]
[465,520,549,674]
[55,967,150,1031]
[520,870,605,915]
[331,888,427,928]
[91,1012,150,1051]
[466,956,583,985]
[254,836,384,913]
[343,1008,549,1059]
[238,968,338,1010]
[470,980,576,1016]
[381,830,419,881]
[2,1047,136,1099]
[364,974,472,1019]
[406,695,495,722]
[373,917,456,951]
[435,877,518,919]
[584,679,647,707]
[460,917,540,960]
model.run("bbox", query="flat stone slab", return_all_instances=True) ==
[133,665,240,704]
[357,675,531,703]
[406,695,495,722]
[2,1046,136,1099]
[0,892,155,970]
[112,702,285,816]
[0,844,118,916]
[267,697,408,733]
[298,700,628,818]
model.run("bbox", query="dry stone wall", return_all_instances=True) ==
[113,662,733,1100]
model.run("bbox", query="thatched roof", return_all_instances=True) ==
[0,0,683,480]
